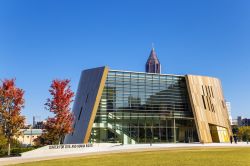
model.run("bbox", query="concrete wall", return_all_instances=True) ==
[64,67,108,144]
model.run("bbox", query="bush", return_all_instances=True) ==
[11,147,35,156]
[0,149,7,157]
[0,147,37,157]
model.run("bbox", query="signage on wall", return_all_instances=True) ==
[48,144,93,150]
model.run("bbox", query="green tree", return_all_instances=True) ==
[232,126,239,135]
[238,126,250,143]
[0,126,7,156]
[0,127,7,149]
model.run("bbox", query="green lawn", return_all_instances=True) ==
[15,147,250,166]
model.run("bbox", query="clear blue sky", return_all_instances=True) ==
[0,0,250,124]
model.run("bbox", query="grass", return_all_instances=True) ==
[14,147,250,166]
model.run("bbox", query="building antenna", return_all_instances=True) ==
[152,43,155,50]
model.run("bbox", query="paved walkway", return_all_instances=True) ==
[0,143,250,166]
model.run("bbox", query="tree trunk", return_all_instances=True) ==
[58,135,61,145]
[7,142,10,156]
[58,132,65,145]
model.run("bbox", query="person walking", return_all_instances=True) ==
[230,136,233,144]
[233,135,237,144]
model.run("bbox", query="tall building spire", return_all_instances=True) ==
[145,47,161,73]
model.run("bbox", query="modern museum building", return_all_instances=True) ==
[64,48,232,144]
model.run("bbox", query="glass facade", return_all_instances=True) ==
[90,70,198,144]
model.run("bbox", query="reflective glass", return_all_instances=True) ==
[90,71,198,144]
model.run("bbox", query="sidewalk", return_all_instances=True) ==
[0,142,250,166]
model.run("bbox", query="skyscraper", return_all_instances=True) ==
[145,48,161,73]
[226,102,233,125]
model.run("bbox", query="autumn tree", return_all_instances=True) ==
[44,79,74,144]
[0,79,25,156]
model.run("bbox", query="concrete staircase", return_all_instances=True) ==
[92,123,136,144]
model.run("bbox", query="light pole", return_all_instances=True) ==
[29,126,33,145]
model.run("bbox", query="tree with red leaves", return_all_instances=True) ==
[44,79,74,144]
[0,79,25,156]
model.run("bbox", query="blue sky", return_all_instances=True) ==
[0,0,249,123]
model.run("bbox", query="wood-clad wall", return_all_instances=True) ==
[186,75,232,143]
